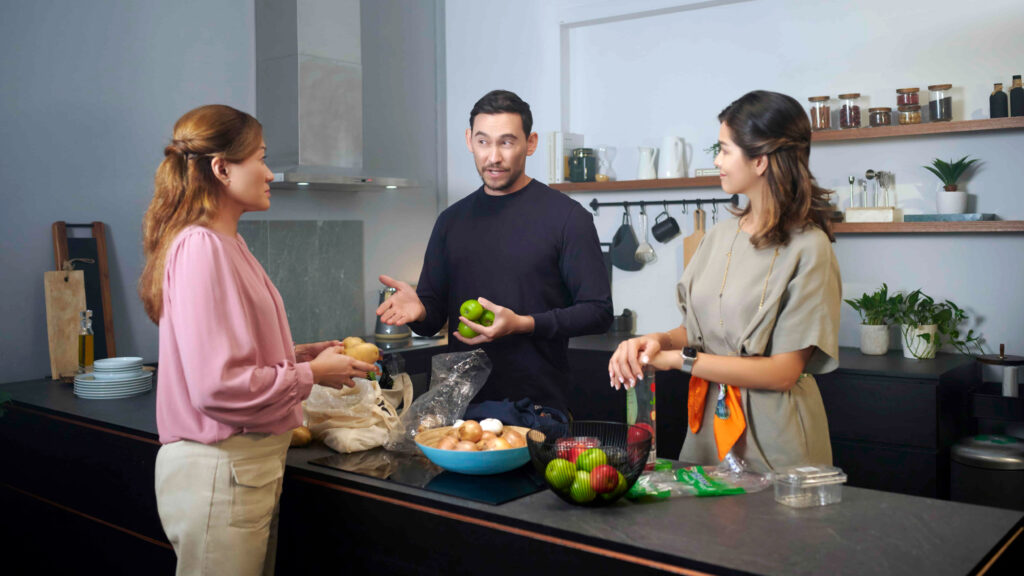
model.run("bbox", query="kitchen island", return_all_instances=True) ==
[1,377,1020,575]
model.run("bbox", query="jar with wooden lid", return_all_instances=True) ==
[838,93,862,129]
[897,104,921,125]
[896,87,920,107]
[928,84,953,122]
[807,96,831,131]
[868,107,892,127]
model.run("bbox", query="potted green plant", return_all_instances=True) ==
[890,289,984,359]
[844,283,895,355]
[924,155,978,214]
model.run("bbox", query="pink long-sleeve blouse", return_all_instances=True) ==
[156,226,314,444]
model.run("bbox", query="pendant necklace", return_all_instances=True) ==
[714,218,780,419]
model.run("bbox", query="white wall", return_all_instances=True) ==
[0,0,442,383]
[446,0,1024,362]
[0,0,256,382]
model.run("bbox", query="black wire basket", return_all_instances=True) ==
[527,420,652,506]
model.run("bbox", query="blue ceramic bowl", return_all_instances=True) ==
[415,425,531,475]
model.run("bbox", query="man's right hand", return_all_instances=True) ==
[309,346,379,389]
[375,274,426,326]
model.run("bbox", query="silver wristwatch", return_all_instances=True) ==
[680,347,698,372]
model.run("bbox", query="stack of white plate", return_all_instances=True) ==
[74,356,153,399]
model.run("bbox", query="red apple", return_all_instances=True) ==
[590,464,619,494]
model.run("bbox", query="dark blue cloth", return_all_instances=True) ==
[464,398,569,429]
[407,179,613,411]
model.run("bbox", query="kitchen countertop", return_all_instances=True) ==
[2,376,1021,575]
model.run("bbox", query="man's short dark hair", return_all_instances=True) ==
[469,90,533,136]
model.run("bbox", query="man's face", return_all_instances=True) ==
[465,112,537,195]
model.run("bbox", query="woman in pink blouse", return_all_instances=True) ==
[139,105,376,576]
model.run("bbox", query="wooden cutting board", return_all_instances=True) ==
[44,270,86,380]
[683,208,706,267]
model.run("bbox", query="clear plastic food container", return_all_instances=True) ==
[773,465,847,508]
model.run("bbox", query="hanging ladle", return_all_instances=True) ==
[634,203,657,264]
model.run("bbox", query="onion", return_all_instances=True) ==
[437,436,458,450]
[455,440,477,451]
[453,419,465,428]
[459,420,483,442]
[502,429,526,448]
[480,418,504,435]
[487,437,513,451]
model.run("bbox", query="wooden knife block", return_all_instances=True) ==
[44,270,86,380]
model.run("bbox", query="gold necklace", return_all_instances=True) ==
[718,220,780,328]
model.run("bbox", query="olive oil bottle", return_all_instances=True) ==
[78,310,94,373]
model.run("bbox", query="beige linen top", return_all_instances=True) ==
[676,217,841,472]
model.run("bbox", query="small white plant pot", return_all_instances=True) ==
[901,324,939,359]
[936,190,967,214]
[859,324,890,355]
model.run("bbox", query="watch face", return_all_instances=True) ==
[683,347,698,359]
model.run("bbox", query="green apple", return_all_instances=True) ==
[576,448,608,473]
[545,458,576,491]
[480,309,495,327]
[570,471,596,503]
[459,299,483,321]
[457,322,478,338]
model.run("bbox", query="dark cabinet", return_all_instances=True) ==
[816,349,980,499]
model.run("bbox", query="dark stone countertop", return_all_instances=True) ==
[2,376,1021,576]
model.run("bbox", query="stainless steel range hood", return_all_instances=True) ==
[255,0,417,192]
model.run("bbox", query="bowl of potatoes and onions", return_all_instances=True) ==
[415,418,531,475]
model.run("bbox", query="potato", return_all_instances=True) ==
[341,336,365,350]
[345,342,380,364]
[290,425,312,447]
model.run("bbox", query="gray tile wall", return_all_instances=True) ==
[238,220,363,346]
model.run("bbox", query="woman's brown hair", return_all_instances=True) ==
[138,104,263,323]
[719,90,835,248]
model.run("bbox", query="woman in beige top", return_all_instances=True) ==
[609,91,841,473]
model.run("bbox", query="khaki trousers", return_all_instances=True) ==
[155,432,290,576]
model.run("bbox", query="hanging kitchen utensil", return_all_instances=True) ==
[683,207,706,267]
[634,204,657,264]
[651,201,681,243]
[611,205,643,271]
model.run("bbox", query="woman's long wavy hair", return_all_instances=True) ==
[720,90,835,248]
[139,104,263,323]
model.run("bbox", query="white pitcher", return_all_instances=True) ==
[637,147,657,180]
[659,136,692,179]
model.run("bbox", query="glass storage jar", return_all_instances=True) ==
[837,93,862,129]
[868,107,892,127]
[928,84,953,122]
[897,104,921,125]
[807,95,831,131]
[896,87,920,106]
[568,148,596,182]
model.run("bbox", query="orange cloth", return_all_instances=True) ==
[687,375,747,461]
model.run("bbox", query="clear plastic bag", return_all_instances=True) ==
[384,350,492,453]
[627,455,772,499]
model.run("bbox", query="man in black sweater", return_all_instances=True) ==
[376,90,612,412]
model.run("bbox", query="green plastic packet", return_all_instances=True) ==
[675,466,746,497]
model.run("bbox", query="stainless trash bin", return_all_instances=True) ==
[950,435,1024,511]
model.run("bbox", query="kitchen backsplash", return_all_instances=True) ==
[238,220,363,346]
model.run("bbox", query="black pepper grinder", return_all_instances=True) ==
[1010,75,1024,117]
[990,83,1008,118]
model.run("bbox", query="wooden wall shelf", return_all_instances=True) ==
[833,220,1024,234]
[551,175,719,192]
[812,116,1024,142]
